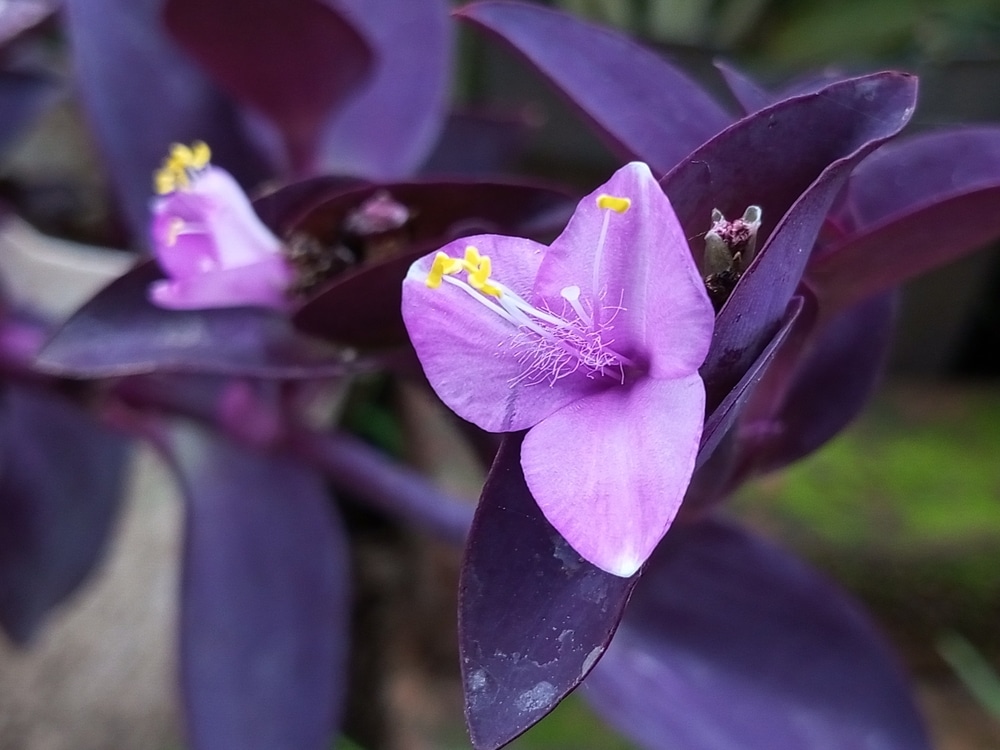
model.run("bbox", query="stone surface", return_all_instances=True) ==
[0,446,182,750]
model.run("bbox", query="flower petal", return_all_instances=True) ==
[521,373,705,576]
[535,162,714,379]
[177,167,284,268]
[150,257,293,311]
[401,233,604,431]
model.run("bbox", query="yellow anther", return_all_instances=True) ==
[463,245,484,270]
[426,251,464,289]
[467,253,502,297]
[154,169,177,195]
[596,194,631,213]
[190,141,211,168]
[153,141,213,195]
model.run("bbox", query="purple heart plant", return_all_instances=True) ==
[3,0,1000,749]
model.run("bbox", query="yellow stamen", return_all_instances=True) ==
[425,245,503,297]
[467,254,502,297]
[153,141,212,195]
[596,194,631,213]
[426,251,464,288]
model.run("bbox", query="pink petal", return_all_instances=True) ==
[401,233,604,432]
[149,256,294,311]
[189,168,284,267]
[520,373,705,577]
[535,162,714,378]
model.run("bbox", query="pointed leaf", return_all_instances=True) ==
[744,291,897,475]
[0,386,128,643]
[163,0,373,172]
[811,128,1000,314]
[845,126,1000,227]
[714,60,772,115]
[421,111,535,177]
[166,423,349,750]
[665,72,915,409]
[460,433,638,749]
[584,519,930,750]
[317,0,452,178]
[457,1,732,174]
[38,261,365,378]
[292,180,573,347]
[63,0,272,239]
[698,294,807,469]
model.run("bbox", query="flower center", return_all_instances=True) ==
[424,194,635,386]
[154,141,211,195]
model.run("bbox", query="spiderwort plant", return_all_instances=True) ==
[148,142,295,311]
[402,161,715,576]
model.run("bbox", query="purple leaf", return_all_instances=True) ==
[165,423,349,750]
[714,60,772,115]
[292,180,573,347]
[421,110,535,177]
[317,0,452,178]
[63,0,272,239]
[584,519,930,750]
[460,433,638,749]
[253,175,367,236]
[37,261,364,378]
[810,128,1000,313]
[742,291,898,475]
[163,0,373,172]
[697,294,807,470]
[845,126,1000,227]
[668,72,916,409]
[0,386,127,643]
[456,1,732,174]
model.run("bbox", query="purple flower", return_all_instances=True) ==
[402,162,715,576]
[148,142,294,311]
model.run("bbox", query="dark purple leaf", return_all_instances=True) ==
[743,291,897,475]
[38,261,365,378]
[460,433,638,750]
[809,128,1000,313]
[295,249,426,348]
[0,386,127,643]
[317,0,452,178]
[811,187,1000,315]
[714,60,772,115]
[253,175,369,237]
[0,71,58,155]
[63,0,272,239]
[669,72,916,410]
[166,423,349,750]
[292,180,573,347]
[421,110,535,177]
[163,0,373,172]
[584,519,930,750]
[697,294,807,470]
[845,126,1000,227]
[456,1,732,174]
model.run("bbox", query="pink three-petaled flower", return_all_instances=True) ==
[402,162,715,576]
[148,142,293,311]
